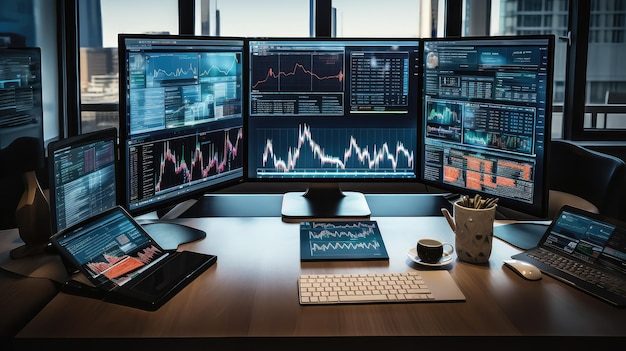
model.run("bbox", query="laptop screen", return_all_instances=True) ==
[52,206,168,288]
[544,209,626,275]
[48,128,118,233]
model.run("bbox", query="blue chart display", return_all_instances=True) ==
[300,221,389,261]
[129,51,242,135]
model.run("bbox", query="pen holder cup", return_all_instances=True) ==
[444,201,496,264]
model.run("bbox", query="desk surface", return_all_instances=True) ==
[7,195,626,349]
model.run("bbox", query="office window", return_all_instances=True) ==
[332,0,429,38]
[521,15,542,27]
[0,0,59,145]
[79,0,179,134]
[544,14,552,27]
[66,0,626,141]
[520,0,543,11]
[584,0,626,131]
[196,0,310,37]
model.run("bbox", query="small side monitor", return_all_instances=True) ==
[48,127,118,233]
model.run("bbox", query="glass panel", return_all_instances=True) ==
[488,0,568,139]
[332,0,430,38]
[197,0,310,37]
[0,0,59,145]
[79,0,179,133]
[585,0,626,131]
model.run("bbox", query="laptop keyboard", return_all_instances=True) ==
[298,272,436,305]
[528,248,626,298]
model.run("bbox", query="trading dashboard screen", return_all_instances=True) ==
[0,47,43,150]
[420,35,554,218]
[119,34,245,215]
[48,128,118,233]
[246,38,420,180]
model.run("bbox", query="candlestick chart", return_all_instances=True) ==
[154,128,243,192]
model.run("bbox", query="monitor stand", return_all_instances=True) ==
[493,223,547,250]
[281,183,371,223]
[492,205,549,250]
[142,199,207,251]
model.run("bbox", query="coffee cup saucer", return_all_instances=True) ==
[407,247,453,267]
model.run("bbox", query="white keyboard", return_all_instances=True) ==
[298,272,436,305]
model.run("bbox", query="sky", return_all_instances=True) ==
[100,0,179,48]
[99,0,426,48]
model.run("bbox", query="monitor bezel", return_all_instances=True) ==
[418,34,555,219]
[117,33,246,217]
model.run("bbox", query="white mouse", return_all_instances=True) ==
[503,259,542,281]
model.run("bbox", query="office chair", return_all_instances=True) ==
[548,140,626,221]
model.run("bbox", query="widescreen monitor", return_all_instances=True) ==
[48,127,118,234]
[245,38,421,221]
[118,34,245,245]
[419,35,555,220]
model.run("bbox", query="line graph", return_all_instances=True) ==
[154,128,243,192]
[251,52,344,92]
[200,52,240,78]
[153,62,196,79]
[310,241,382,253]
[300,221,389,261]
[146,53,199,87]
[260,124,415,174]
[307,221,379,240]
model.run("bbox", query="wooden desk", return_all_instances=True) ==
[11,211,626,349]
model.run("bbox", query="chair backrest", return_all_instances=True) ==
[605,91,626,104]
[548,140,626,221]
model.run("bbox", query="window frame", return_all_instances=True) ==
[70,0,626,141]
[564,0,626,141]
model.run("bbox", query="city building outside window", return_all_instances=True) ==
[584,0,626,131]
[79,0,178,134]
[77,0,626,140]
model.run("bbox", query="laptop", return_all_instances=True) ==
[512,205,626,307]
[47,127,118,234]
[50,205,217,310]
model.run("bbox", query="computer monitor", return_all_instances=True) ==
[118,34,245,246]
[419,35,554,220]
[0,47,44,243]
[0,47,43,152]
[245,38,421,221]
[48,127,118,234]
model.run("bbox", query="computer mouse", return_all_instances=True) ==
[503,259,542,281]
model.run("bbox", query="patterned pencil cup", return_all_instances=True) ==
[452,200,496,264]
